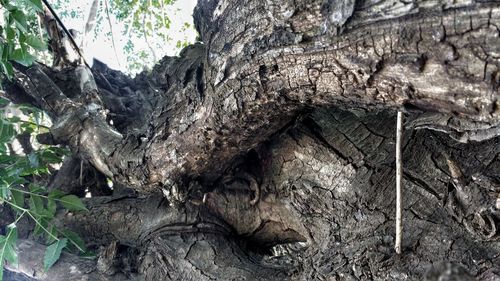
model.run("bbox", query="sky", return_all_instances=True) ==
[58,0,198,73]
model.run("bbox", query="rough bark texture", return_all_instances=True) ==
[2,0,500,280]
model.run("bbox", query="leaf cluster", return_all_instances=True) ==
[0,0,47,79]
[107,0,194,74]
[0,97,90,280]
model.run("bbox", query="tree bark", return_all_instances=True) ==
[2,0,500,280]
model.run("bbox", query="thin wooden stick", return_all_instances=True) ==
[104,0,121,68]
[80,159,84,186]
[395,111,404,254]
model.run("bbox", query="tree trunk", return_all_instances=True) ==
[2,0,500,280]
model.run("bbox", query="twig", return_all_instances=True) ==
[104,0,121,68]
[80,159,84,186]
[3,197,86,252]
[142,13,157,63]
[395,111,403,254]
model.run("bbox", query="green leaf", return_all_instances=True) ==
[0,224,18,272]
[10,189,24,209]
[24,0,43,12]
[10,10,27,33]
[0,61,13,80]
[9,49,24,61]
[9,48,35,66]
[59,195,87,211]
[3,243,17,267]
[0,225,18,280]
[29,184,45,194]
[0,179,10,200]
[1,0,16,11]
[0,144,7,155]
[39,149,65,164]
[5,224,17,248]
[19,122,36,134]
[5,27,16,41]
[0,118,16,143]
[0,252,4,281]
[18,32,26,45]
[0,97,9,106]
[33,216,49,236]
[27,152,39,168]
[7,116,21,123]
[43,238,67,271]
[48,190,66,199]
[25,35,47,50]
[62,230,86,253]
[29,194,44,215]
[47,198,57,216]
[45,225,58,244]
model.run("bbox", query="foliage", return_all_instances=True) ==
[1,0,196,77]
[0,0,47,79]
[0,97,89,280]
[109,0,183,73]
[0,0,195,277]
[0,0,195,276]
[0,0,192,274]
[47,0,196,74]
[103,0,196,73]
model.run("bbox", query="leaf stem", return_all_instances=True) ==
[8,187,80,206]
[3,199,85,252]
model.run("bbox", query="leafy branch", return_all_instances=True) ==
[0,0,48,80]
[0,98,90,280]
